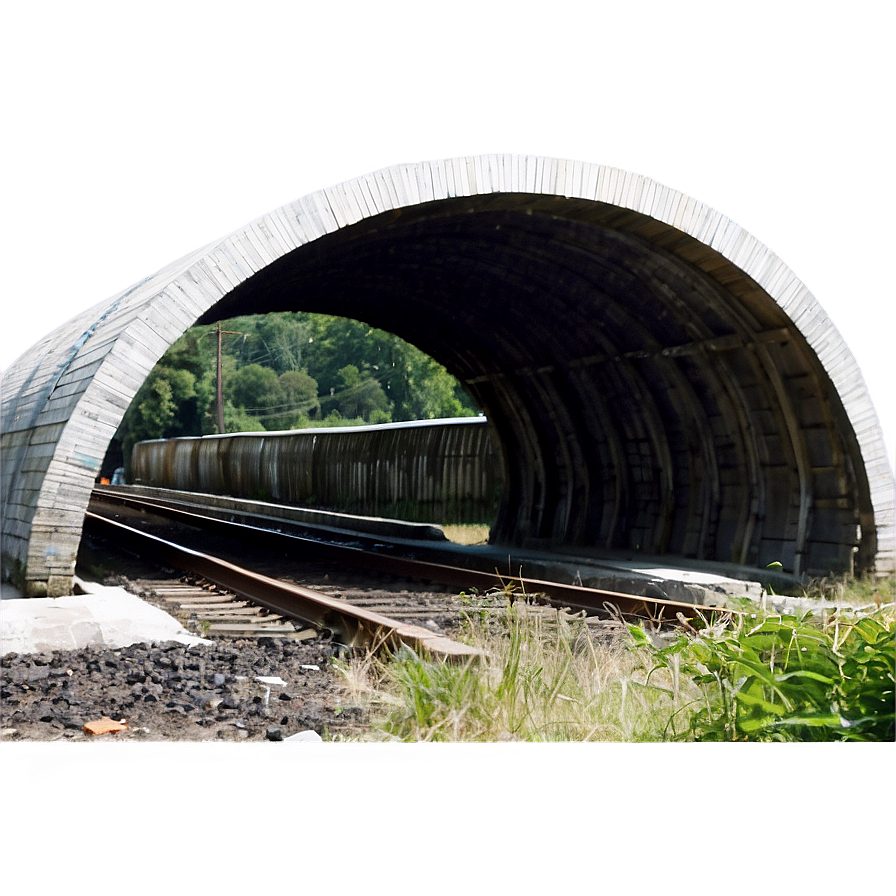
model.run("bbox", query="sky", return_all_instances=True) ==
[1,1,893,467]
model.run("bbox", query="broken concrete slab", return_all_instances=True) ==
[1,577,210,655]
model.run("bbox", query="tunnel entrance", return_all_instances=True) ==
[4,156,892,596]
[191,193,878,577]
[101,310,499,539]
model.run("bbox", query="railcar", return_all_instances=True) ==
[130,417,503,525]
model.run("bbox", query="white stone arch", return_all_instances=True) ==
[2,154,892,595]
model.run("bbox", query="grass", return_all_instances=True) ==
[631,576,895,742]
[799,572,892,608]
[333,574,895,743]
[336,590,690,741]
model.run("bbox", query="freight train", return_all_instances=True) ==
[130,417,503,525]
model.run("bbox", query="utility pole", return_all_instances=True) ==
[216,322,225,435]
[201,323,252,434]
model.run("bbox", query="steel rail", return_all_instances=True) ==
[84,511,484,659]
[88,491,740,622]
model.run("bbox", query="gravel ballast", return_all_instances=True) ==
[1,632,367,742]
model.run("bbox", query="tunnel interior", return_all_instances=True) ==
[195,193,870,578]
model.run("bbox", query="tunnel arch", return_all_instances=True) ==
[2,155,893,596]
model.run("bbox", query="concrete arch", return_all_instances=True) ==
[2,155,893,596]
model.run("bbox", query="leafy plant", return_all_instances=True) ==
[630,599,895,742]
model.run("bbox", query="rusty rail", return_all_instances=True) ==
[85,511,483,659]
[88,490,738,622]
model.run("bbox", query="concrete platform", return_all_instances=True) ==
[94,486,799,605]
[1,577,209,656]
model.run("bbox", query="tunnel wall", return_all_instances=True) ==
[2,155,892,595]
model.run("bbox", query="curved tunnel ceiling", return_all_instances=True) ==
[2,156,893,596]
[200,192,887,576]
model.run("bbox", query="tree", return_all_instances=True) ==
[280,369,320,414]
[298,313,478,420]
[255,314,314,373]
[415,364,472,419]
[223,401,265,433]
[384,344,477,420]
[118,365,200,476]
[227,364,284,418]
[326,364,391,422]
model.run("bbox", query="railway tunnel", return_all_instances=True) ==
[2,155,893,597]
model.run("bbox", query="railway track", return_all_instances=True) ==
[84,509,485,658]
[82,487,742,667]
[140,578,323,639]
[89,487,736,625]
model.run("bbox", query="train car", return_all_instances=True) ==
[130,417,503,525]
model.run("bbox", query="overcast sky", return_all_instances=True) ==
[2,1,893,466]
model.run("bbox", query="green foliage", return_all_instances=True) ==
[222,400,265,433]
[227,363,281,413]
[300,314,477,421]
[322,364,390,422]
[352,586,894,744]
[251,314,314,373]
[383,647,489,739]
[630,599,895,742]
[114,311,479,458]
[277,370,321,424]
[118,360,204,473]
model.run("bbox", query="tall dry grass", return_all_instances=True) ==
[336,593,692,742]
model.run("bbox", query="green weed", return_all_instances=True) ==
[630,593,895,742]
